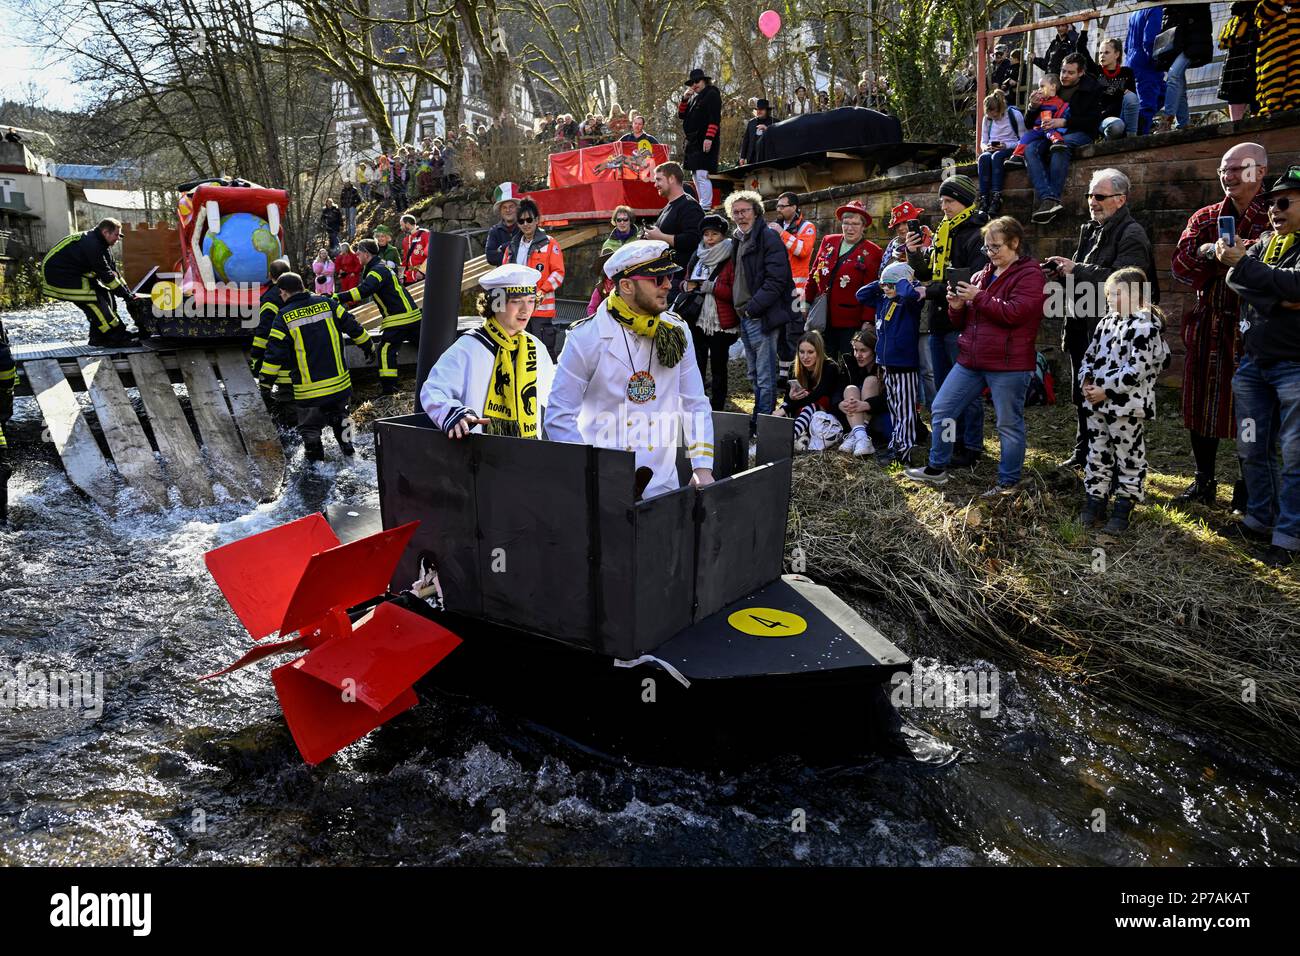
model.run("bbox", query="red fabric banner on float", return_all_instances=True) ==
[547,142,671,188]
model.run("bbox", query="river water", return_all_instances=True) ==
[1,301,1298,866]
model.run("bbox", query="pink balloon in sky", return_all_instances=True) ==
[758,10,782,39]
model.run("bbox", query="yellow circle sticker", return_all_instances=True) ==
[150,280,181,312]
[727,607,807,637]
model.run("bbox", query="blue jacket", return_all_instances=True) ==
[857,279,921,368]
[485,221,519,266]
[1125,7,1165,73]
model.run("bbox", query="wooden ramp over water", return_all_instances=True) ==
[350,226,603,332]
[13,344,285,510]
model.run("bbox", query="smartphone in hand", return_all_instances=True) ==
[1218,215,1236,247]
[906,218,922,234]
[945,267,972,292]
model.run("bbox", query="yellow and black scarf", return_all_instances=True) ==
[1263,231,1297,265]
[480,317,540,438]
[606,291,687,368]
[929,204,976,280]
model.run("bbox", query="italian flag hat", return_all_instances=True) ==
[493,182,521,210]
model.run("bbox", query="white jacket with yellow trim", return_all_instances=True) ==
[544,301,714,500]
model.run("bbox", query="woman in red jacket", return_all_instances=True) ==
[905,216,1046,495]
[683,214,738,410]
[334,242,361,292]
[804,200,884,358]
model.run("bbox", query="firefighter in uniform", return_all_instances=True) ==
[336,238,419,395]
[1,314,14,524]
[247,257,293,393]
[258,272,375,461]
[40,218,144,346]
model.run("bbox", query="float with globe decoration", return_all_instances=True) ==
[128,178,288,338]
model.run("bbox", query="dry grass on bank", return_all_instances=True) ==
[789,395,1300,765]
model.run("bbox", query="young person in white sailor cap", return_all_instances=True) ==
[419,263,556,439]
[545,239,715,499]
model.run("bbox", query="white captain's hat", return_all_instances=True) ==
[479,263,540,298]
[604,239,683,280]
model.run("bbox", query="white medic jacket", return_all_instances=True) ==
[419,325,556,434]
[544,301,714,499]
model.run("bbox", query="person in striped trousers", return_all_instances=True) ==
[857,261,923,463]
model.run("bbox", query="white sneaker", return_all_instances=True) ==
[853,433,875,457]
[839,434,859,454]
[793,436,809,453]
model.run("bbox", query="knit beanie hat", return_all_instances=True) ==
[938,174,978,207]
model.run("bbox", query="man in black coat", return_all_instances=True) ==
[1043,167,1157,468]
[739,99,775,166]
[725,190,793,426]
[1033,23,1085,76]
[678,67,722,210]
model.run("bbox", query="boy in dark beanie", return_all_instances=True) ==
[906,174,989,466]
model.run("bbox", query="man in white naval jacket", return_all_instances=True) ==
[545,239,715,498]
[420,263,556,438]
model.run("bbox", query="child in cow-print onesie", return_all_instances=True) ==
[1077,267,1171,532]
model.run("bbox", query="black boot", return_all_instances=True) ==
[1230,478,1247,515]
[0,445,11,526]
[978,193,991,215]
[1172,474,1217,507]
[989,191,1003,217]
[380,380,400,396]
[1103,496,1135,533]
[1079,494,1107,528]
[304,437,325,462]
[1061,404,1089,468]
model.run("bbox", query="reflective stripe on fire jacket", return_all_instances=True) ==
[40,231,127,302]
[248,285,292,384]
[259,292,372,404]
[340,259,419,328]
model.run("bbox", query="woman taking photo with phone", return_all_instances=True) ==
[905,216,1046,496]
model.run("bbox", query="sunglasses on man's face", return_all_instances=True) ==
[517,216,536,224]
[1268,196,1295,212]
[616,217,631,223]
[1086,192,1124,202]
[633,274,673,287]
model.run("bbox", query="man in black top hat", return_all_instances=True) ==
[678,67,722,209]
[739,99,776,166]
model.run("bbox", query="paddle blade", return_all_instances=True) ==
[205,514,341,640]
[271,661,419,766]
[278,521,420,638]
[296,602,462,711]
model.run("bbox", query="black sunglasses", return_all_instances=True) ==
[517,216,536,223]
[1267,196,1294,211]
[1086,192,1125,202]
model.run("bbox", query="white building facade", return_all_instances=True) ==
[332,49,535,169]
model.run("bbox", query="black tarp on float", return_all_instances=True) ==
[755,107,903,164]
[376,412,794,659]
